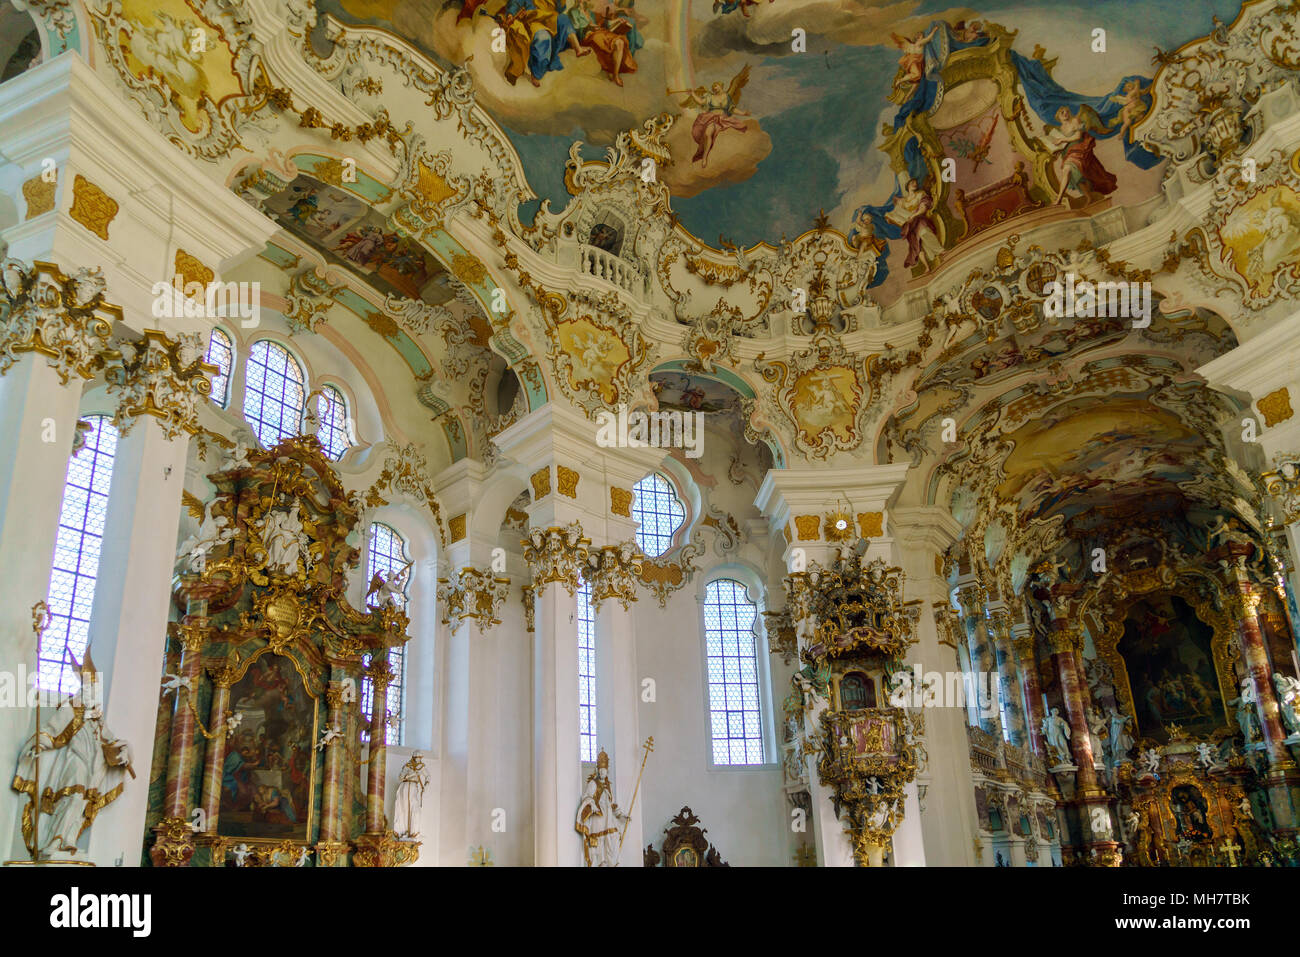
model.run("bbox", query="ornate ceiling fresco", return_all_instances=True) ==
[35,0,1300,585]
[320,0,1236,258]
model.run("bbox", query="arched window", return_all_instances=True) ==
[205,328,234,409]
[316,385,353,460]
[362,522,409,745]
[577,575,597,762]
[703,578,764,765]
[243,339,305,448]
[41,416,119,697]
[632,472,685,557]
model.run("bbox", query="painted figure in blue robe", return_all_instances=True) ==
[501,0,588,87]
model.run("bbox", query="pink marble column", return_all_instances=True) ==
[197,670,234,834]
[319,678,348,845]
[365,658,393,835]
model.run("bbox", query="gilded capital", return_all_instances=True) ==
[1261,454,1300,524]
[437,566,511,629]
[0,259,115,384]
[1046,624,1082,655]
[583,542,644,611]
[521,521,590,595]
[106,329,216,439]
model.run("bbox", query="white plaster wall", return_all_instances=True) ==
[633,584,789,866]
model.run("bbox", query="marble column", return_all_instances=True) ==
[990,610,1026,746]
[196,666,235,842]
[150,618,204,866]
[1012,625,1046,755]
[318,677,350,854]
[1220,548,1299,831]
[365,658,392,834]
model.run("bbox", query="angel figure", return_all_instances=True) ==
[161,673,193,696]
[1137,747,1161,776]
[232,843,251,866]
[1033,555,1070,585]
[1207,515,1254,550]
[576,331,613,377]
[1195,741,1227,773]
[672,65,752,168]
[367,561,413,609]
[1108,78,1150,142]
[1045,105,1117,205]
[888,26,940,104]
[316,726,344,751]
[178,496,234,573]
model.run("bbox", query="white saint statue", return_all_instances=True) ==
[1271,672,1300,736]
[1230,678,1262,743]
[574,749,628,867]
[12,695,134,859]
[1041,707,1072,766]
[261,503,305,574]
[1106,707,1134,767]
[393,753,429,838]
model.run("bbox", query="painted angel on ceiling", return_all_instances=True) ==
[671,65,752,168]
[888,25,940,105]
[1045,105,1117,206]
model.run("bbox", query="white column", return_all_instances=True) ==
[534,578,582,866]
[434,598,467,866]
[0,358,84,859]
[84,416,191,865]
[893,507,980,866]
[594,597,643,863]
[892,781,927,865]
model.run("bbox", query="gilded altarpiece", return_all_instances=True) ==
[1091,573,1237,747]
[143,437,416,866]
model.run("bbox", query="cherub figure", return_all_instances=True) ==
[1108,78,1150,142]
[367,561,413,609]
[671,65,752,168]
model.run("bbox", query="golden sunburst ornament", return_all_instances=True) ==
[825,508,854,543]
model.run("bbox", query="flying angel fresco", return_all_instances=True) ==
[670,64,753,168]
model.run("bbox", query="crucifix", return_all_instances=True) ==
[1218,839,1242,866]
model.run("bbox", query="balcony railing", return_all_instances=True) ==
[578,244,643,295]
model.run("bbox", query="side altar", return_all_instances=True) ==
[144,435,416,867]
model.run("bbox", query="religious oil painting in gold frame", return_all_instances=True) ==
[217,651,319,842]
[1117,594,1225,744]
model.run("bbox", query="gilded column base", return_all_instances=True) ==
[314,841,351,867]
[194,833,228,867]
[351,831,420,867]
[149,817,196,867]
[1086,841,1123,867]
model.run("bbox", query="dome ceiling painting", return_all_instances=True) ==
[319,0,1242,308]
